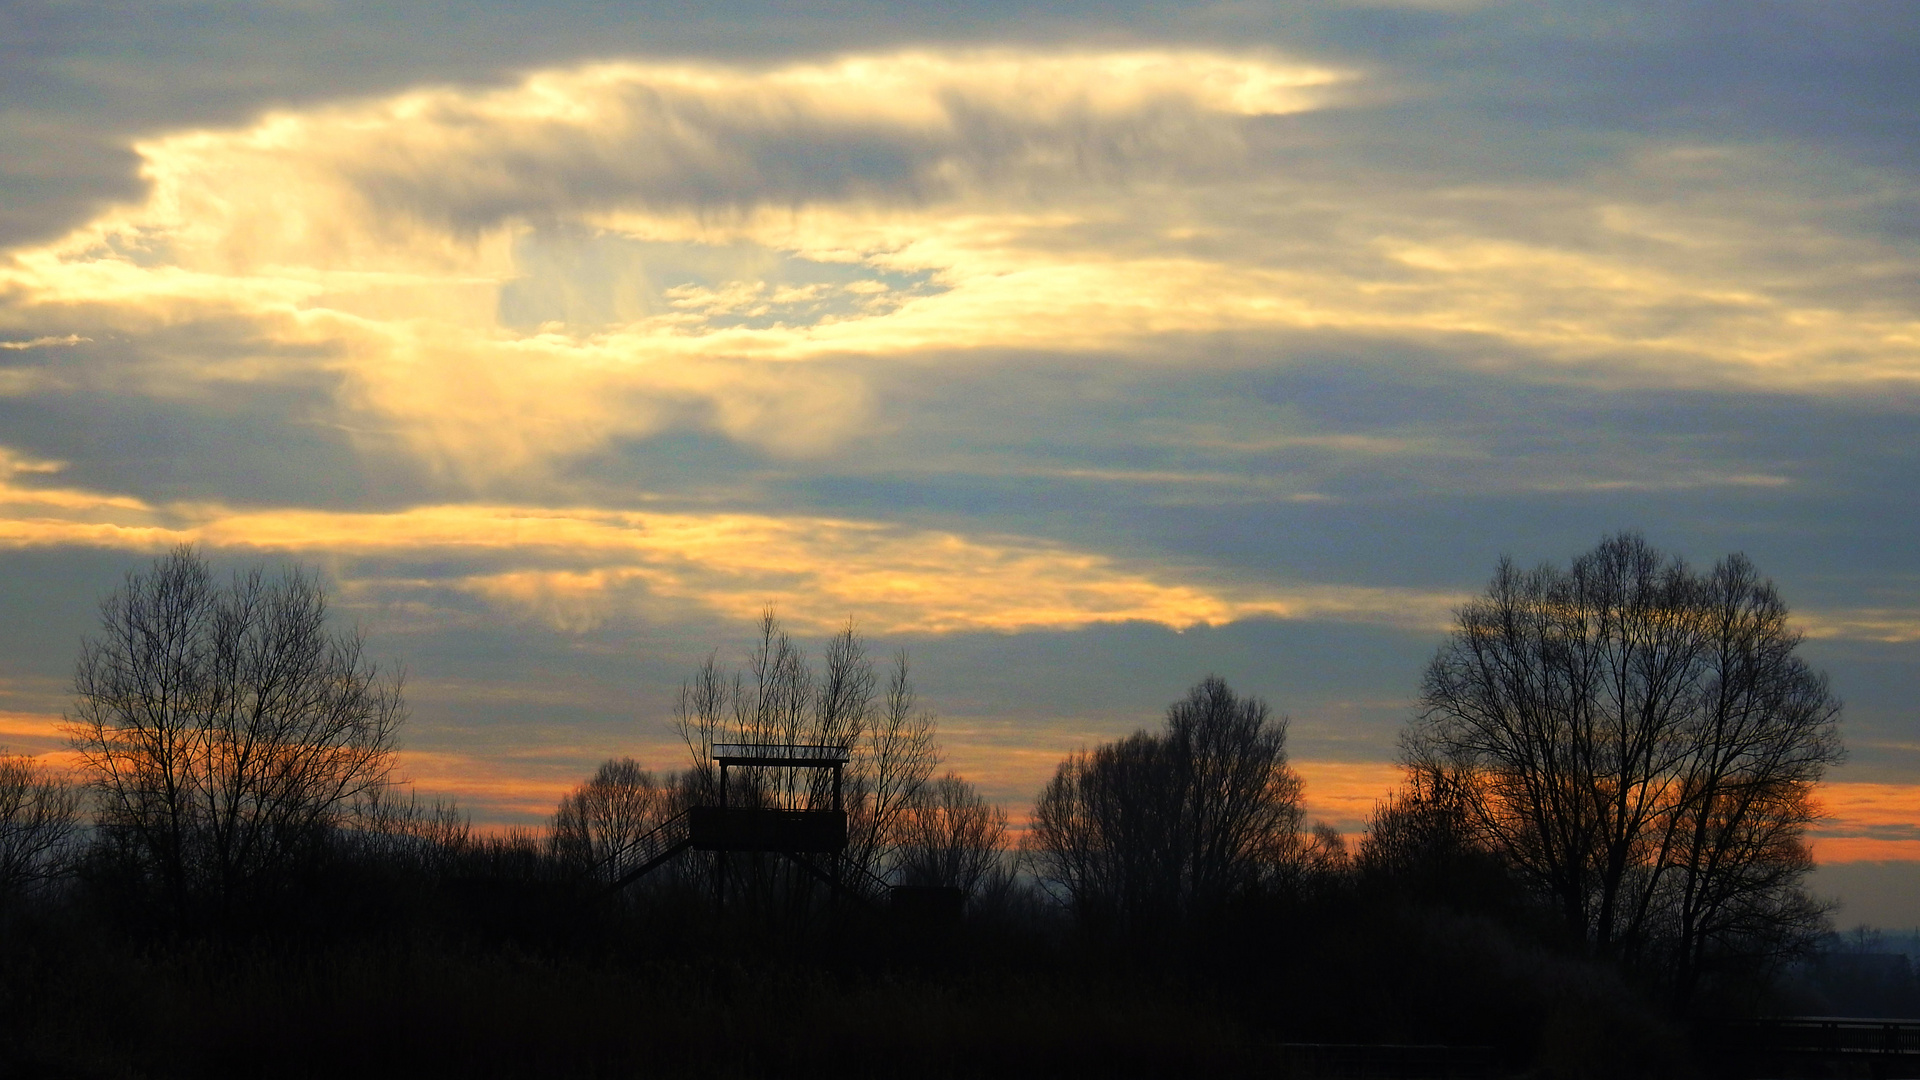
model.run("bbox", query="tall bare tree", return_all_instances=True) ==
[894,771,1010,902]
[0,751,80,904]
[1029,676,1305,930]
[1410,534,1841,995]
[846,651,937,890]
[68,547,403,918]
[673,610,936,895]
[550,757,672,881]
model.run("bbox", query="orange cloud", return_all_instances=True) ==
[1297,760,1406,832]
[0,457,1470,635]
[1809,781,1920,862]
[0,710,72,765]
[395,750,586,821]
[17,704,1920,860]
[1809,837,1920,863]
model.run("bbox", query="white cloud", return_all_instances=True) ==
[3,48,1914,495]
[0,335,89,350]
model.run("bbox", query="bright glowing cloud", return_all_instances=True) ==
[3,50,1915,490]
[6,50,1352,477]
[0,456,1463,635]
[1800,610,1920,645]
[6,451,1910,645]
[1813,782,1920,859]
[0,710,69,762]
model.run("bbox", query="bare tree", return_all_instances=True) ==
[846,651,937,890]
[894,772,1010,902]
[1410,534,1841,995]
[67,546,404,918]
[551,758,672,880]
[346,783,470,875]
[673,609,937,895]
[71,547,207,907]
[673,650,735,802]
[0,751,80,903]
[1028,676,1305,930]
[1357,763,1520,913]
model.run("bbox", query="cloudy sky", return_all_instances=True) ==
[2,1,1916,923]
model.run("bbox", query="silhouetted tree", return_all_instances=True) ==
[894,772,1010,902]
[675,610,938,896]
[1358,763,1520,916]
[0,750,80,904]
[550,757,673,881]
[857,651,940,887]
[1409,534,1841,998]
[67,546,403,920]
[345,783,470,875]
[1028,675,1305,931]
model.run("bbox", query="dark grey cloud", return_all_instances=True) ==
[321,73,1272,239]
[1300,2,1920,171]
[671,344,1920,578]
[0,322,445,508]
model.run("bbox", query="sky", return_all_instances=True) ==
[1,0,1917,925]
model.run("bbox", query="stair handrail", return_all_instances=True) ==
[598,807,691,884]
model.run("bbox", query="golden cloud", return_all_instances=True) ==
[0,710,72,763]
[9,454,1911,645]
[0,50,1911,490]
[1295,760,1407,830]
[0,466,1465,635]
[1800,610,1920,644]
[1809,837,1920,862]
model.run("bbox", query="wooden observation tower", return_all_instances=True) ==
[605,743,854,901]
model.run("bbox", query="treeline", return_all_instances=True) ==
[545,610,1016,913]
[0,537,1850,1078]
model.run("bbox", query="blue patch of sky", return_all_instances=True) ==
[497,229,944,333]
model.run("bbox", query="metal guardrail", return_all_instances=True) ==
[604,809,692,889]
[710,743,850,765]
[1712,1016,1920,1058]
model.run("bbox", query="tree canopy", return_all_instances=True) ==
[67,547,403,920]
[1029,675,1306,931]
[1410,533,1841,997]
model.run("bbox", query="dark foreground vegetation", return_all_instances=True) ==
[0,536,1873,1078]
[0,822,1708,1079]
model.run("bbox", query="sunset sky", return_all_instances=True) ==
[2,1,1916,925]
